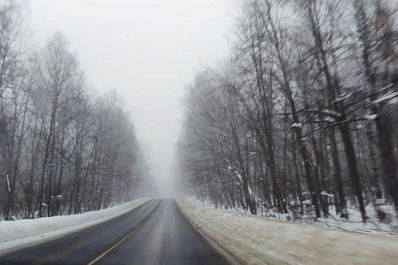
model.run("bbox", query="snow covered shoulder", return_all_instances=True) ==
[0,198,151,255]
[177,198,398,265]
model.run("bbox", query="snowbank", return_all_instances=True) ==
[185,196,397,236]
[177,198,398,265]
[316,204,397,236]
[0,197,151,254]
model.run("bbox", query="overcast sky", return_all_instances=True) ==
[28,0,232,196]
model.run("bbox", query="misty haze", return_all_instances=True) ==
[1,0,398,264]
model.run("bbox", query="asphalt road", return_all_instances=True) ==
[0,199,232,265]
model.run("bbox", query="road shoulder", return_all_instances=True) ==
[177,197,398,265]
[0,197,152,256]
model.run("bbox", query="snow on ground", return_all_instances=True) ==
[0,197,151,255]
[316,204,397,236]
[186,197,398,236]
[177,198,398,265]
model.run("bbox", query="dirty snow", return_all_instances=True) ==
[0,197,151,254]
[177,198,398,265]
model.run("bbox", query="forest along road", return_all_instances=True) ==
[0,199,232,265]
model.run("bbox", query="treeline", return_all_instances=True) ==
[177,0,398,222]
[0,1,147,220]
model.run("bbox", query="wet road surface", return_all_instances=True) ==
[0,199,232,265]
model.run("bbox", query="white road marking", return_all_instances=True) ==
[88,201,160,265]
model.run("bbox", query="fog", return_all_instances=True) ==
[29,0,232,196]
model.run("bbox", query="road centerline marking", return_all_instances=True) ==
[88,200,161,265]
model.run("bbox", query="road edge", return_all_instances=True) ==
[175,198,243,265]
[0,198,153,258]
